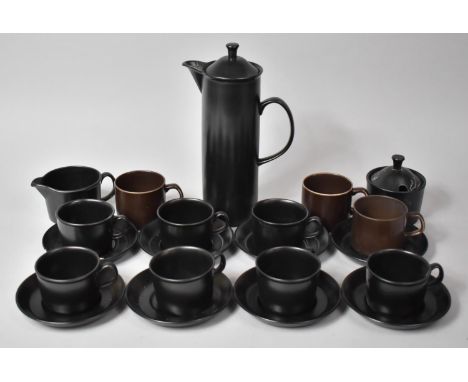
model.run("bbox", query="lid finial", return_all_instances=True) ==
[226,42,239,62]
[392,154,405,170]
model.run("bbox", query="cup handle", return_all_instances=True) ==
[212,252,226,274]
[164,183,184,198]
[428,263,444,286]
[96,262,118,287]
[352,187,368,197]
[212,211,229,234]
[100,172,116,201]
[112,215,133,239]
[304,216,322,254]
[404,212,425,237]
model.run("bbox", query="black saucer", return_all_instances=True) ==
[138,217,233,257]
[125,269,233,327]
[234,218,329,257]
[235,268,340,327]
[331,218,428,262]
[16,275,125,328]
[341,267,451,329]
[43,216,138,263]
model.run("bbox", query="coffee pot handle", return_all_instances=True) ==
[257,97,295,166]
[100,172,116,201]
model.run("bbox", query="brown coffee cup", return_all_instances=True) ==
[351,195,425,256]
[115,170,183,228]
[302,173,368,231]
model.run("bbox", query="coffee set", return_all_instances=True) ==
[17,43,451,331]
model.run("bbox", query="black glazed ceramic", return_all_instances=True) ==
[183,43,294,226]
[138,217,233,257]
[235,268,340,327]
[341,267,451,329]
[149,246,226,317]
[56,199,131,255]
[235,217,329,257]
[366,250,444,317]
[331,218,428,262]
[367,154,426,216]
[256,247,321,315]
[157,198,229,250]
[32,166,115,223]
[252,198,323,252]
[16,274,125,328]
[34,247,118,315]
[43,216,138,263]
[126,269,233,327]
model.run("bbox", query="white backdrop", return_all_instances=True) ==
[1,34,467,347]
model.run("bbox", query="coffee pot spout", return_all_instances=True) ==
[182,60,206,92]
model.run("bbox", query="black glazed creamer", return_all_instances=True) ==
[183,43,295,226]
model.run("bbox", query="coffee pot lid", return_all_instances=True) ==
[206,42,261,81]
[370,154,422,192]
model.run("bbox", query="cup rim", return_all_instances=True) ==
[40,165,102,194]
[115,170,166,195]
[149,246,214,283]
[367,249,430,286]
[302,172,354,197]
[35,246,100,284]
[256,246,321,284]
[353,195,408,222]
[157,198,214,227]
[56,199,115,227]
[252,198,309,226]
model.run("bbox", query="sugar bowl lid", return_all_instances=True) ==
[369,154,422,192]
[206,42,262,81]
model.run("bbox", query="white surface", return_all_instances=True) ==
[1,34,467,347]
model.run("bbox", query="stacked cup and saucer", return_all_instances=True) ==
[234,199,340,327]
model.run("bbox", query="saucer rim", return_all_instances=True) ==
[42,217,138,263]
[138,217,234,257]
[341,267,451,330]
[234,267,341,327]
[234,218,330,257]
[331,217,428,263]
[125,269,233,327]
[15,274,125,328]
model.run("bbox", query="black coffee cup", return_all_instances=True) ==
[256,246,321,315]
[149,246,226,317]
[56,199,131,254]
[366,249,444,317]
[252,198,322,252]
[157,198,229,250]
[35,246,118,314]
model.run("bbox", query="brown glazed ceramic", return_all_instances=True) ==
[302,173,368,231]
[115,171,183,228]
[351,195,425,256]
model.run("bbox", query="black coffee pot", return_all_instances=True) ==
[183,42,295,226]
